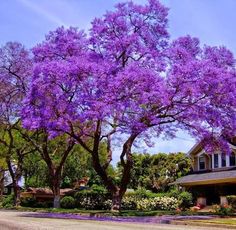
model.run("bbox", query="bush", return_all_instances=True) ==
[35,201,52,208]
[60,196,76,209]
[21,197,37,207]
[74,188,110,210]
[90,184,107,193]
[227,195,236,210]
[179,191,193,210]
[2,194,14,208]
[73,187,179,211]
[122,196,137,210]
[137,196,179,211]
[213,204,233,216]
[134,188,158,199]
[168,188,179,199]
[21,197,52,208]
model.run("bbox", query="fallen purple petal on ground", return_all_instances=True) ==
[20,213,215,224]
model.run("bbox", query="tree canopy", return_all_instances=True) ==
[0,0,236,210]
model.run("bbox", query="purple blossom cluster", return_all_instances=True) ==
[16,0,236,153]
[0,1,236,208]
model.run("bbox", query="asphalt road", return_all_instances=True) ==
[0,210,231,230]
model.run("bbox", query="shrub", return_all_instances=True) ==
[213,204,233,216]
[90,184,107,193]
[227,195,236,210]
[74,188,110,210]
[121,196,137,210]
[137,196,179,211]
[21,197,52,208]
[168,188,179,198]
[35,201,52,208]
[103,199,112,210]
[2,194,14,208]
[60,196,76,209]
[21,197,37,207]
[179,191,193,210]
[134,188,158,199]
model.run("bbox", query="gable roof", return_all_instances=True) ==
[173,168,236,186]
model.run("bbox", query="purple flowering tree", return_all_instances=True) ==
[22,0,236,210]
[0,42,75,208]
[0,42,33,206]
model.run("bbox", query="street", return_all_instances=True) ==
[0,210,231,230]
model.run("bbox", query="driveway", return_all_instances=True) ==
[0,210,231,230]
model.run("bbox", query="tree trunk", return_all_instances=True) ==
[0,170,4,201]
[13,182,21,207]
[6,158,22,207]
[51,175,61,208]
[111,190,122,211]
[53,192,61,209]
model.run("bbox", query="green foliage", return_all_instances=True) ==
[121,196,137,210]
[213,204,233,216]
[74,187,110,210]
[227,196,236,210]
[167,187,180,198]
[136,197,179,211]
[2,194,14,208]
[121,152,191,192]
[178,191,193,210]
[60,196,76,209]
[20,197,52,208]
[90,184,107,193]
[132,188,162,198]
[62,141,115,188]
[20,197,37,207]
[23,152,50,188]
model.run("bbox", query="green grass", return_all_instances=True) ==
[187,218,236,226]
[2,206,214,217]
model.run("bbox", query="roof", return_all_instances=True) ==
[173,169,236,186]
[4,183,22,189]
[187,141,201,155]
[187,138,236,157]
[25,187,73,196]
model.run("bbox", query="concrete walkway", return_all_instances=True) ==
[0,210,231,230]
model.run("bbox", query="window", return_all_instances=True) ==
[230,153,236,166]
[199,156,205,170]
[214,154,219,168]
[221,153,226,167]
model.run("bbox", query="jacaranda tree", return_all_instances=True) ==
[22,0,236,210]
[0,42,76,208]
[0,42,34,206]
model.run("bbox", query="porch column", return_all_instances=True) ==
[212,154,214,169]
[226,155,230,167]
[219,153,222,168]
[220,196,228,206]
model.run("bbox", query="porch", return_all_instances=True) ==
[173,169,236,206]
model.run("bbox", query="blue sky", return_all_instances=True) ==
[1,0,235,156]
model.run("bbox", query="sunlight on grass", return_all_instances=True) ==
[190,218,236,226]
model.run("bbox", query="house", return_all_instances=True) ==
[73,177,89,189]
[20,187,74,202]
[3,183,23,195]
[173,141,236,206]
[20,178,90,202]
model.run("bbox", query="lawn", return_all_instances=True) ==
[188,218,236,226]
[11,206,215,217]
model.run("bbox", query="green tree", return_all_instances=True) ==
[23,152,49,188]
[0,125,36,206]
[123,152,191,192]
[0,158,7,199]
